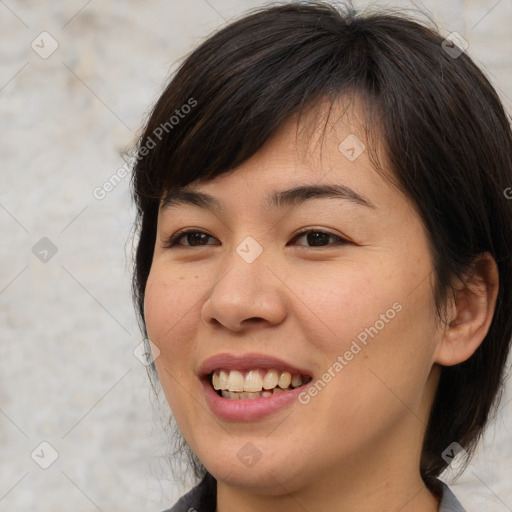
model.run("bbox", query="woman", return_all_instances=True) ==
[130,2,512,511]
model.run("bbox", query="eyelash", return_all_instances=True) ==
[163,228,348,248]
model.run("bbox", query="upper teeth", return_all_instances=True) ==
[212,369,305,392]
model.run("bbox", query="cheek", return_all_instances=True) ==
[144,265,200,346]
[279,259,409,354]
[143,271,170,343]
[290,256,438,405]
[143,266,202,396]
[321,278,439,428]
[143,267,202,424]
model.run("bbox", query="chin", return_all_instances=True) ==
[197,443,310,495]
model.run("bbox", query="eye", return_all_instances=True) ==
[163,228,348,249]
[290,229,348,247]
[163,229,219,248]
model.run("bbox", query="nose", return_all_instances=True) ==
[201,250,288,332]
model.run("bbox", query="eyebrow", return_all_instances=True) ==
[160,184,375,212]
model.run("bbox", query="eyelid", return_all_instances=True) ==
[162,228,218,248]
[290,228,349,246]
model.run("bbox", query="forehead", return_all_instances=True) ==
[160,97,397,213]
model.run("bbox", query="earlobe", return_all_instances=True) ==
[435,252,499,366]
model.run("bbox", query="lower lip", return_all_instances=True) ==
[202,379,307,421]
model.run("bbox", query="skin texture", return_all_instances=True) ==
[144,100,498,512]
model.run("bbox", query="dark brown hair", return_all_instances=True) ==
[131,0,512,488]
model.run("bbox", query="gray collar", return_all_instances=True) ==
[439,481,467,511]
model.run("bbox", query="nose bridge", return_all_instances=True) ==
[221,234,270,291]
[202,236,287,330]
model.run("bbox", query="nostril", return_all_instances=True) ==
[244,317,265,323]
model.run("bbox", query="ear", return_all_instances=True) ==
[435,252,499,366]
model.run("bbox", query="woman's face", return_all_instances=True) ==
[144,102,445,496]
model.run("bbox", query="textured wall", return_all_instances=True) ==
[1,1,510,511]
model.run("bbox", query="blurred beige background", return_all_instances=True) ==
[0,1,510,511]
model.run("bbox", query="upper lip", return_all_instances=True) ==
[198,353,311,377]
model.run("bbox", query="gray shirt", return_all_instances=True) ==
[164,474,467,511]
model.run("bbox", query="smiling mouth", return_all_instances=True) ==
[210,369,312,400]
